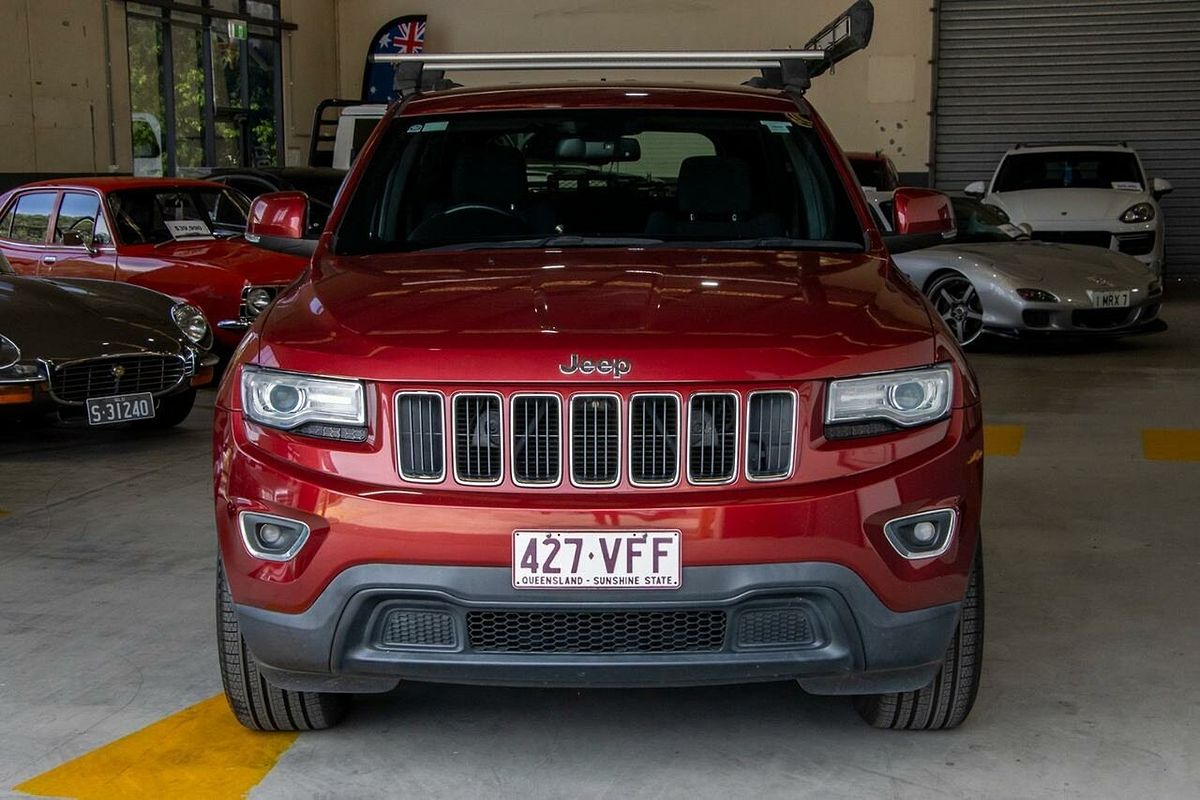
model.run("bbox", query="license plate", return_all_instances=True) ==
[85,392,155,425]
[512,531,681,590]
[1088,290,1130,308]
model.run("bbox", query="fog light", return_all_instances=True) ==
[883,509,957,559]
[239,512,310,561]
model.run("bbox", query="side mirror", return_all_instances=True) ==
[245,191,318,258]
[892,187,956,237]
[247,191,309,241]
[1152,177,1173,200]
[963,180,986,197]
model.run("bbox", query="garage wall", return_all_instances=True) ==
[0,0,336,183]
[932,0,1200,274]
[330,0,936,177]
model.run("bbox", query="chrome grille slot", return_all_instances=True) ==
[688,393,737,484]
[50,355,187,404]
[629,394,679,485]
[570,395,620,486]
[454,394,503,484]
[395,392,445,481]
[511,395,561,486]
[746,391,796,480]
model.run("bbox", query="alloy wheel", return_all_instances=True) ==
[929,275,984,346]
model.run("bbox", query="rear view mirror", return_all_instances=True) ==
[554,137,641,162]
[245,192,317,258]
[963,180,986,197]
[1152,177,1173,200]
[892,188,956,237]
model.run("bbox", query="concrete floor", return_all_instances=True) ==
[2,284,1199,799]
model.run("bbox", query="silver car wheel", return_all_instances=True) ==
[929,274,984,346]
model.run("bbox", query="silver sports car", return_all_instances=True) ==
[869,193,1165,346]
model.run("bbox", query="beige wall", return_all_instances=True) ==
[331,0,935,173]
[0,0,336,176]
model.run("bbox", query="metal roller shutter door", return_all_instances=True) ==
[933,0,1200,274]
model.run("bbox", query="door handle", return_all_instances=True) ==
[41,255,56,265]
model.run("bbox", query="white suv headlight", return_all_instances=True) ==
[1120,202,1155,223]
[826,366,953,428]
[242,367,365,430]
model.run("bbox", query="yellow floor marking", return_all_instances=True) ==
[0,508,9,519]
[1142,429,1200,462]
[983,424,1024,457]
[15,695,296,800]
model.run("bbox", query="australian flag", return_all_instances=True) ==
[361,15,427,103]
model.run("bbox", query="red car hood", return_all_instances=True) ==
[256,249,936,384]
[136,237,303,284]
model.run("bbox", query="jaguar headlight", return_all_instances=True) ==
[826,366,953,429]
[242,367,365,431]
[244,287,276,317]
[171,303,210,345]
[1120,203,1155,224]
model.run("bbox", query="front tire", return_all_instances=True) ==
[216,561,348,731]
[854,547,984,730]
[927,273,985,347]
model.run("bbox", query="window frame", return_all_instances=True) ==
[0,190,62,247]
[51,189,117,250]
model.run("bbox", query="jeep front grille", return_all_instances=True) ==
[395,393,445,481]
[50,354,187,404]
[746,391,796,480]
[454,394,503,484]
[512,395,561,486]
[629,394,679,485]
[466,609,727,653]
[570,395,620,486]
[688,393,738,483]
[394,389,795,487]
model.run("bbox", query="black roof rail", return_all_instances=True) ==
[1014,140,1130,150]
[369,0,872,96]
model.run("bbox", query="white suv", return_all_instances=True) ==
[965,144,1173,275]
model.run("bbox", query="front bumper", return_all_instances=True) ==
[236,561,962,696]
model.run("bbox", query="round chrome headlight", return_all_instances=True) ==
[171,303,210,345]
[245,288,275,317]
[0,334,20,370]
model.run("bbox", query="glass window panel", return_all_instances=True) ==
[172,25,206,175]
[7,192,56,244]
[247,36,278,166]
[127,17,166,176]
[211,30,243,108]
[54,193,103,244]
[246,1,278,20]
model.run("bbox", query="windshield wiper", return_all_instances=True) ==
[413,235,667,253]
[650,237,866,252]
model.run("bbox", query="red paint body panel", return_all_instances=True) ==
[212,85,983,630]
[0,178,305,349]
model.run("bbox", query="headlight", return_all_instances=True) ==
[826,366,953,429]
[171,303,210,345]
[0,335,19,370]
[1120,203,1155,224]
[242,367,365,431]
[1016,288,1060,302]
[244,287,277,318]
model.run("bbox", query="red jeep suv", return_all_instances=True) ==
[214,24,984,733]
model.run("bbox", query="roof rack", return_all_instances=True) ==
[1014,141,1130,150]
[370,0,873,95]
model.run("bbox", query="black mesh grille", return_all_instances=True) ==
[630,395,679,485]
[1072,308,1137,329]
[50,355,187,403]
[746,392,795,479]
[466,609,727,653]
[512,395,560,485]
[379,609,457,649]
[736,608,814,648]
[688,394,737,483]
[1031,230,1112,248]
[396,393,445,480]
[454,394,502,483]
[571,395,620,486]
[1116,231,1155,256]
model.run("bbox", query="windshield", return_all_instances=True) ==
[334,109,865,254]
[107,187,250,245]
[993,150,1144,192]
[849,156,897,191]
[951,197,1025,243]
